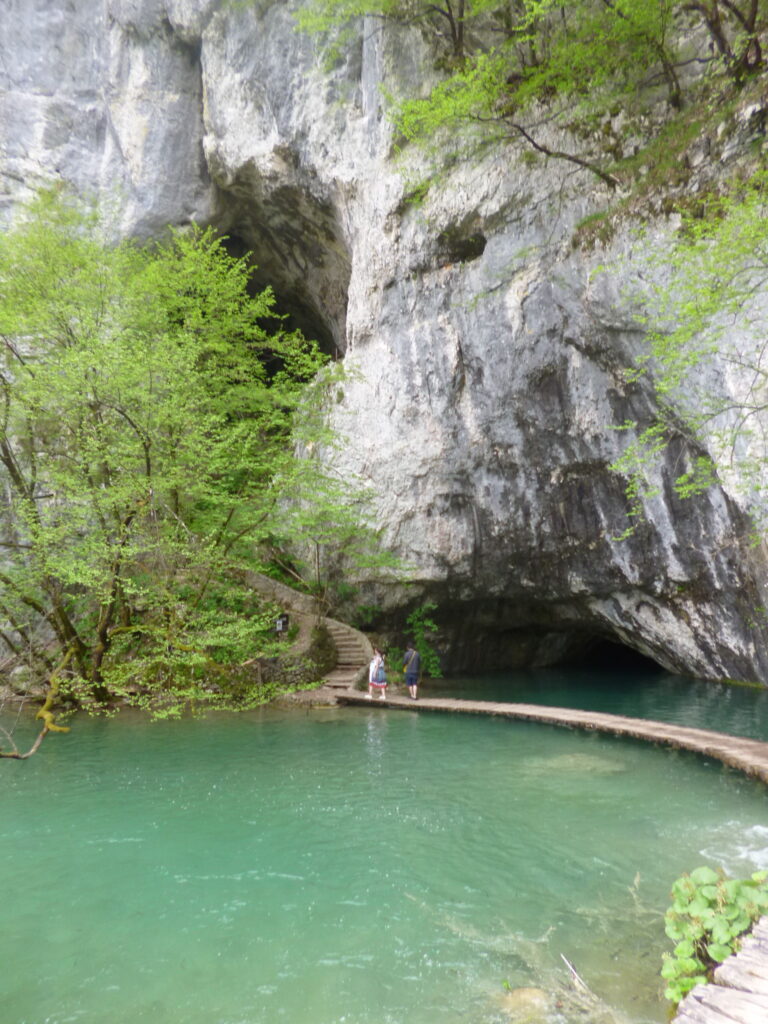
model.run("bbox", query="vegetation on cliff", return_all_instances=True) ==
[0,189,370,751]
[298,0,766,188]
[611,173,768,534]
[299,1,768,541]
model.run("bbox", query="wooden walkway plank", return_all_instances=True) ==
[715,960,768,995]
[675,981,768,1024]
[336,693,768,784]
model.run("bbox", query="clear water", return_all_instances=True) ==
[2,705,768,1024]
[429,668,768,741]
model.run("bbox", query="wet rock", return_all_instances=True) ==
[497,986,550,1022]
[9,665,34,695]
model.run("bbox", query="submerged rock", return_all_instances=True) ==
[496,986,550,1022]
[521,753,627,777]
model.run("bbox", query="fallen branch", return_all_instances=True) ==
[561,954,590,994]
[0,647,72,759]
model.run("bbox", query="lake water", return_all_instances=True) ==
[2,692,768,1024]
[429,668,768,741]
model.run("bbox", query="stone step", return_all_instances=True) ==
[321,617,371,690]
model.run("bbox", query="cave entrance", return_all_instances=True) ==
[569,637,664,673]
[433,601,670,676]
[220,232,340,359]
[213,176,352,360]
[423,622,673,709]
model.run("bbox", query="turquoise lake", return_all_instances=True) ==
[430,668,768,740]
[2,675,768,1024]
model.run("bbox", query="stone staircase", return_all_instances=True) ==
[243,570,372,695]
[323,618,372,692]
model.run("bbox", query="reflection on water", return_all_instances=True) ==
[429,667,768,740]
[1,706,767,1024]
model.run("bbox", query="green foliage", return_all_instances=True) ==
[349,602,381,629]
[275,446,403,612]
[662,866,768,1005]
[298,0,766,187]
[296,0,505,61]
[300,0,679,185]
[0,187,365,720]
[296,0,398,34]
[610,171,768,531]
[405,601,442,677]
[392,0,681,185]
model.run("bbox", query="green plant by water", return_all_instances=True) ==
[661,865,768,1004]
[406,602,443,678]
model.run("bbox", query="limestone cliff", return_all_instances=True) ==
[3,0,768,680]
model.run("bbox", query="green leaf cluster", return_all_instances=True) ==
[297,0,765,185]
[393,0,682,185]
[661,865,768,1004]
[610,171,768,532]
[0,187,371,719]
[405,601,443,677]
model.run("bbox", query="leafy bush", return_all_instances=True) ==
[661,865,768,1004]
[405,602,443,678]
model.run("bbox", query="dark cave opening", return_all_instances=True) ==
[219,232,340,359]
[211,171,352,360]
[428,600,669,676]
[453,628,668,676]
[568,636,665,674]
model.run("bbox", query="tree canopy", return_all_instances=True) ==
[0,188,365,749]
[610,171,768,532]
[297,0,766,186]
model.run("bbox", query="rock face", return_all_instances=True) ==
[3,0,768,681]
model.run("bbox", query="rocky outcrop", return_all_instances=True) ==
[2,0,768,680]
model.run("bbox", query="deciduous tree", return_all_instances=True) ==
[610,172,768,531]
[0,188,359,750]
[297,0,766,185]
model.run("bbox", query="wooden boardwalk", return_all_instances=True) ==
[338,690,768,1023]
[674,917,768,1024]
[337,692,768,784]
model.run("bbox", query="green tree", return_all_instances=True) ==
[683,0,765,84]
[405,601,443,676]
[296,0,503,62]
[393,0,684,186]
[610,172,768,530]
[0,188,352,749]
[298,0,766,186]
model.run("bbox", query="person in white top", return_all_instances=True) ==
[367,647,387,700]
